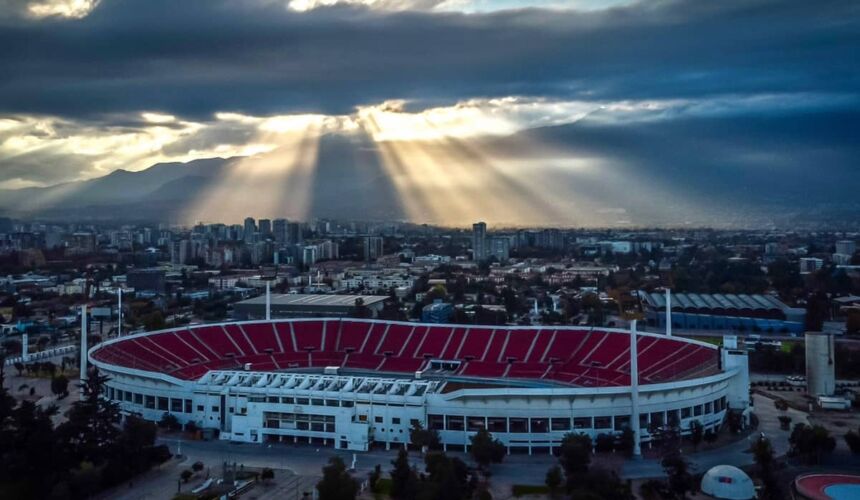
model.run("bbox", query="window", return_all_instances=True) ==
[488,417,507,432]
[467,417,485,432]
[197,405,204,412]
[650,412,664,427]
[211,406,219,413]
[157,397,169,411]
[267,396,279,403]
[446,415,465,431]
[375,416,384,424]
[326,400,339,407]
[705,402,713,414]
[594,417,611,429]
[185,400,192,413]
[640,414,649,428]
[614,415,630,430]
[342,401,354,408]
[296,398,309,405]
[134,393,143,405]
[392,417,401,425]
[550,418,570,431]
[171,399,183,413]
[312,399,324,406]
[125,392,134,403]
[508,418,528,433]
[428,414,444,430]
[667,409,680,427]
[573,417,592,429]
[145,395,155,409]
[681,407,691,419]
[693,405,703,417]
[530,418,549,433]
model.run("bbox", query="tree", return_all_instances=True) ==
[390,448,419,500]
[261,467,275,483]
[368,464,382,493]
[56,368,121,466]
[180,469,193,483]
[661,453,693,500]
[688,420,703,450]
[559,433,591,477]
[317,456,358,500]
[159,412,181,431]
[845,428,860,454]
[141,311,166,331]
[594,433,614,453]
[616,427,635,457]
[51,374,70,398]
[409,421,441,451]
[423,452,474,500]
[349,298,371,319]
[545,465,563,496]
[703,429,718,446]
[469,428,505,469]
[789,423,836,464]
[751,436,782,500]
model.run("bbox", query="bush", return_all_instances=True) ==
[261,468,274,483]
[845,430,860,454]
[595,433,614,453]
[159,413,181,431]
[511,484,550,497]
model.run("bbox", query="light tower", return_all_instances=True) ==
[260,265,278,321]
[80,304,88,398]
[665,288,672,336]
[630,319,642,457]
[117,287,123,337]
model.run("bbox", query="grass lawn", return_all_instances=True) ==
[781,340,796,353]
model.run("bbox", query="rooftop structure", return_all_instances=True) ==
[233,294,388,319]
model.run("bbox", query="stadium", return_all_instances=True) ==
[88,319,750,453]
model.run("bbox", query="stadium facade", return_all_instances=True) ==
[89,319,749,454]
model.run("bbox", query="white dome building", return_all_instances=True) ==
[701,465,756,500]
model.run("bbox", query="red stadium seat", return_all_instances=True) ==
[91,321,720,386]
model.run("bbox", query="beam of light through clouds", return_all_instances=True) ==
[0,0,858,226]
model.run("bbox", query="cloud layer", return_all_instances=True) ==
[0,0,858,225]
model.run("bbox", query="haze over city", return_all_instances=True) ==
[0,0,858,227]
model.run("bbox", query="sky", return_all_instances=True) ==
[0,0,858,226]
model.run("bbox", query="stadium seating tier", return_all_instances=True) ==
[91,320,721,386]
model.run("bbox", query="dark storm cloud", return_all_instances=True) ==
[0,0,858,119]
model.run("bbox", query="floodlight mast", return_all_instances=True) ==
[261,265,278,321]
